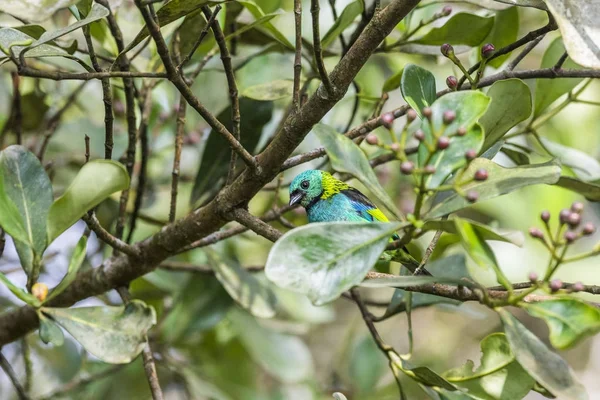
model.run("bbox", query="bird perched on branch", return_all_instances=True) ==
[289,169,430,275]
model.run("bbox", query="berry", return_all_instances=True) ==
[540,210,550,222]
[466,190,478,203]
[414,129,425,142]
[528,271,538,283]
[567,212,581,228]
[571,282,585,292]
[528,227,544,239]
[481,43,495,59]
[422,107,432,120]
[390,143,400,152]
[446,75,458,90]
[474,169,488,181]
[549,279,563,292]
[406,109,417,122]
[381,113,394,129]
[366,134,379,145]
[424,165,436,175]
[442,110,456,125]
[400,161,414,175]
[564,231,577,243]
[559,209,571,224]
[456,127,467,136]
[32,283,48,302]
[437,136,450,150]
[465,149,477,161]
[440,43,454,58]
[571,201,584,213]
[442,6,452,16]
[583,222,596,235]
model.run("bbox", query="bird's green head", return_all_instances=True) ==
[289,170,324,208]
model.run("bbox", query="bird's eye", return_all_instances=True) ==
[300,180,309,189]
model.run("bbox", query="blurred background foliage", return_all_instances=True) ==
[0,0,600,399]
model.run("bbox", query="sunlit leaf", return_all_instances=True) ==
[321,0,364,48]
[400,64,436,118]
[241,80,294,101]
[45,234,88,303]
[313,123,403,221]
[421,218,524,246]
[42,300,156,364]
[413,13,494,46]
[444,333,535,400]
[523,298,600,350]
[536,138,600,182]
[498,309,587,400]
[238,0,294,49]
[0,272,40,306]
[266,221,405,305]
[47,160,130,243]
[0,0,80,22]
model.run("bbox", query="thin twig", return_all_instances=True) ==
[18,67,167,81]
[178,6,221,69]
[414,217,445,275]
[311,0,334,95]
[10,72,22,145]
[229,208,283,242]
[506,35,544,71]
[82,213,141,258]
[160,261,264,274]
[84,135,90,163]
[36,365,123,400]
[292,0,303,110]
[0,350,29,400]
[554,51,569,70]
[21,338,31,394]
[170,97,187,223]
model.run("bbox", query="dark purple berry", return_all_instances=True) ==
[571,201,584,214]
[540,210,550,222]
[583,222,596,235]
[529,227,544,239]
[466,191,478,203]
[564,231,577,243]
[437,136,450,150]
[441,5,452,16]
[446,75,458,90]
[571,282,585,292]
[567,212,581,228]
[474,169,488,181]
[481,43,495,59]
[528,271,538,283]
[366,134,378,145]
[442,110,456,125]
[406,109,417,122]
[400,161,414,175]
[381,113,394,129]
[414,129,425,142]
[422,107,432,120]
[559,209,571,224]
[456,127,467,136]
[464,149,477,161]
[440,43,454,58]
[549,279,563,292]
[424,165,436,175]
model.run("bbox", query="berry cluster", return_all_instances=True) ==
[441,43,496,90]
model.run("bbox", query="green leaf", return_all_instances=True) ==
[400,64,436,118]
[421,218,524,246]
[241,80,294,101]
[453,217,511,288]
[38,310,65,346]
[313,123,403,221]
[223,11,283,42]
[0,28,67,60]
[206,249,276,318]
[444,333,535,400]
[47,160,130,243]
[0,271,40,306]
[537,138,600,182]
[498,308,587,400]
[534,38,583,118]
[238,0,294,49]
[321,0,364,48]
[229,308,313,383]
[493,0,546,9]
[418,91,490,189]
[45,234,88,303]
[348,336,387,395]
[523,298,600,350]
[479,79,532,153]
[427,159,561,218]
[390,351,456,390]
[191,98,273,206]
[0,0,82,22]
[545,0,600,69]
[265,221,405,305]
[177,10,214,59]
[382,68,403,93]
[0,157,28,246]
[481,7,519,68]
[0,145,53,275]
[555,176,600,201]
[42,300,156,364]
[413,13,494,46]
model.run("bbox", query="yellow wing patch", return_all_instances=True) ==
[320,172,350,199]
[367,208,389,222]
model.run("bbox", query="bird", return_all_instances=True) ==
[288,169,430,275]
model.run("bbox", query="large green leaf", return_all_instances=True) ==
[229,309,313,383]
[206,249,276,318]
[427,159,561,218]
[523,298,600,350]
[498,309,587,400]
[0,0,81,22]
[537,138,600,182]
[0,272,40,306]
[0,157,29,246]
[480,79,532,153]
[45,234,88,303]
[191,98,273,206]
[418,91,490,188]
[42,300,156,364]
[444,333,535,400]
[265,221,405,305]
[47,160,130,243]
[238,0,294,49]
[413,13,494,46]
[0,145,53,275]
[0,28,71,60]
[400,64,436,118]
[313,123,403,221]
[545,0,600,69]
[556,176,600,201]
[421,218,524,246]
[241,80,294,101]
[481,7,519,68]
[321,0,364,48]
[534,38,583,118]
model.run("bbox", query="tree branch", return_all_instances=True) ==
[0,350,28,400]
[311,0,334,94]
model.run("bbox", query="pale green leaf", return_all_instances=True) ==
[400,64,436,118]
[45,234,88,303]
[242,79,294,101]
[321,0,364,48]
[414,13,494,46]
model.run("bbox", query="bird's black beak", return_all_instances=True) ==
[289,190,304,206]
